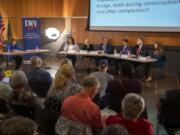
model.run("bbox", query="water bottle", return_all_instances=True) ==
[7,45,10,52]
[36,45,39,51]
[114,49,117,55]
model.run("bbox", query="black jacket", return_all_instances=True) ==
[82,44,94,51]
[133,45,149,57]
[159,89,180,127]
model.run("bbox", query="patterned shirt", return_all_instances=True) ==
[44,81,82,112]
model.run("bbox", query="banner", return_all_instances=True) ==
[22,18,41,58]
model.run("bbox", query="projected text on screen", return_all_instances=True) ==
[90,0,180,32]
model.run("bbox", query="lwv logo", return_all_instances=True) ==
[25,19,39,30]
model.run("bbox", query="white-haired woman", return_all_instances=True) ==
[9,70,35,118]
[106,93,153,135]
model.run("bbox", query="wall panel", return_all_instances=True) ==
[72,18,180,46]
[0,0,180,46]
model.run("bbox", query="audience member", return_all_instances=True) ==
[100,124,128,135]
[0,98,10,122]
[0,83,12,120]
[28,56,52,98]
[106,93,153,135]
[103,62,146,117]
[157,73,180,135]
[90,59,114,108]
[1,55,23,83]
[9,70,35,118]
[0,83,12,100]
[59,58,72,68]
[56,58,73,77]
[45,64,81,112]
[64,36,79,66]
[59,76,102,130]
[82,38,94,72]
[11,55,23,70]
[0,116,38,135]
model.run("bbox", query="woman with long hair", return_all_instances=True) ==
[152,41,166,68]
[64,37,79,66]
[44,64,81,112]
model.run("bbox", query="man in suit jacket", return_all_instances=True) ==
[98,37,114,54]
[95,37,114,66]
[157,73,180,135]
[133,38,149,57]
[132,38,152,81]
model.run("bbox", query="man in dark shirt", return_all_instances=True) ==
[132,38,151,81]
[28,56,52,98]
[158,73,180,135]
[133,38,149,57]
[95,37,114,67]
[98,37,113,54]
[6,39,22,52]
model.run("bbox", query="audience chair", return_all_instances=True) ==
[55,116,94,135]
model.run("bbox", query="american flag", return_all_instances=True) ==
[0,16,5,45]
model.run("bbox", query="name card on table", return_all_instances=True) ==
[139,56,147,61]
[68,50,76,53]
[114,53,120,57]
[121,54,129,58]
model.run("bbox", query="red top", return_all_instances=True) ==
[61,93,102,129]
[106,114,153,135]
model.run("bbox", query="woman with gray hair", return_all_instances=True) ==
[9,70,36,118]
[10,70,28,89]
[106,93,153,135]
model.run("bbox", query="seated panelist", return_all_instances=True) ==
[152,41,166,68]
[64,37,79,66]
[96,37,114,66]
[133,38,149,57]
[98,37,114,54]
[114,38,131,74]
[119,38,131,55]
[82,38,94,72]
[132,38,152,81]
[82,38,94,52]
[6,39,22,52]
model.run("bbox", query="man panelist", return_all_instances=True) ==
[6,39,22,52]
[133,38,149,57]
[98,37,113,54]
[96,37,114,66]
[132,38,151,81]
